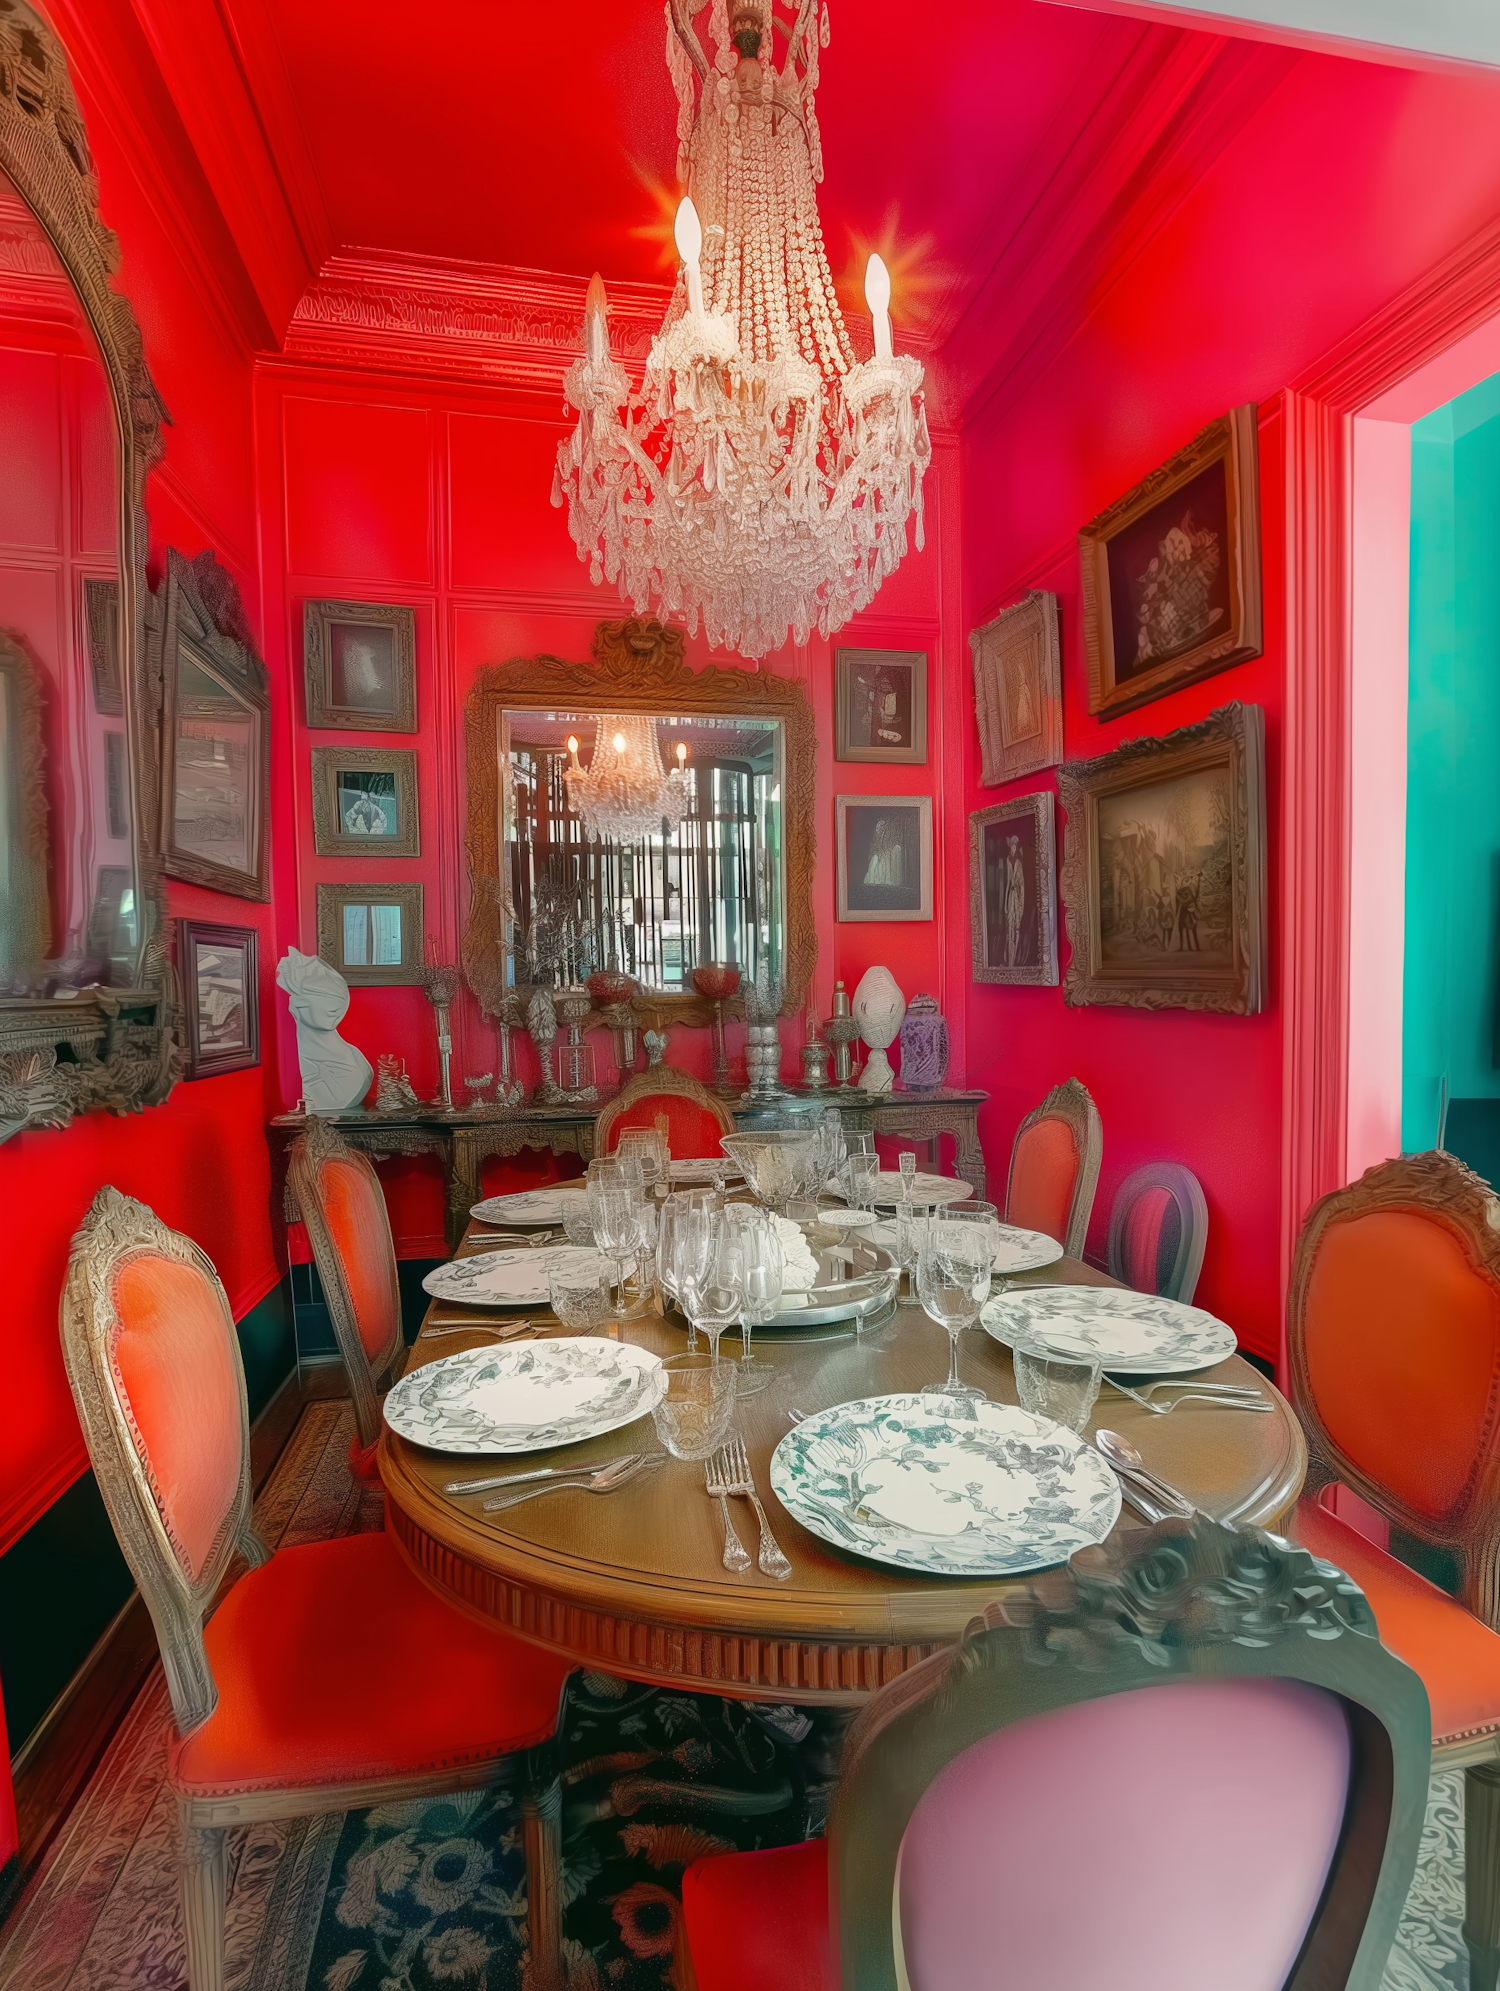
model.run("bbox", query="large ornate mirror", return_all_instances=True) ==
[465,620,815,1026]
[0,5,176,1138]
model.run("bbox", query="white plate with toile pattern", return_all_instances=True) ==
[383,1339,666,1455]
[868,1219,1061,1276]
[979,1286,1236,1376]
[769,1394,1121,1576]
[470,1186,588,1226]
[422,1245,609,1309]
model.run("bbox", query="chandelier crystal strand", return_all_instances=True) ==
[563,718,690,844]
[552,0,931,660]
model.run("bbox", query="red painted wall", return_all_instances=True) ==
[960,49,1500,1363]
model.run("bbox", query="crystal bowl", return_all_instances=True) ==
[720,1130,822,1213]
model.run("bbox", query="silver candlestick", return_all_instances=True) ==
[422,962,462,1112]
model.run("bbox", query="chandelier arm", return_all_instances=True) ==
[667,0,709,79]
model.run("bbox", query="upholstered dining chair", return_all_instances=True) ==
[1003,1076,1102,1260]
[1287,1149,1500,1991]
[595,1064,735,1159]
[60,1187,574,1991]
[288,1116,402,1478]
[681,1516,1428,1991]
[1107,1160,1210,1303]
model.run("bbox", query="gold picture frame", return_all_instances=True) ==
[970,591,1062,785]
[1080,405,1262,720]
[303,599,417,732]
[310,746,419,858]
[315,881,425,986]
[969,790,1058,986]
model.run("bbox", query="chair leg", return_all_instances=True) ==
[519,1743,564,1991]
[1466,1762,1500,1991]
[179,1820,226,1991]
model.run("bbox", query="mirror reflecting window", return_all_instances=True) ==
[0,162,134,992]
[500,709,785,994]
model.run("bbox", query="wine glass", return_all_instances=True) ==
[587,1160,644,1321]
[650,1353,738,1460]
[618,1127,668,1200]
[679,1222,741,1365]
[916,1207,995,1401]
[890,1197,928,1297]
[845,1151,879,1214]
[662,1190,715,1351]
[723,1204,783,1383]
[547,1265,615,1338]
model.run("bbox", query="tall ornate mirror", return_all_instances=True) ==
[0,4,177,1138]
[465,620,815,1026]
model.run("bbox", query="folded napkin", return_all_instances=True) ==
[770,1215,821,1293]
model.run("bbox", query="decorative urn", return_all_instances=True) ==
[852,966,906,1094]
[898,993,949,1091]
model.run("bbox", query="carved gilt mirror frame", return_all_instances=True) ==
[0,0,179,1137]
[464,619,817,1029]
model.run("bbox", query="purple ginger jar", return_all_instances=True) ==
[898,993,949,1091]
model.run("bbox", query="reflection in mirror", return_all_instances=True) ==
[0,162,134,993]
[501,710,784,994]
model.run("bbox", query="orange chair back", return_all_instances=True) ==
[595,1067,735,1160]
[1004,1078,1102,1260]
[1288,1152,1500,1604]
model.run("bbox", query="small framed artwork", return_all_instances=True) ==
[84,576,121,716]
[970,590,1062,786]
[1058,700,1266,1014]
[835,794,933,922]
[834,648,928,763]
[304,600,417,732]
[970,791,1059,985]
[1080,404,1262,720]
[311,746,419,857]
[316,880,425,985]
[103,731,129,841]
[179,919,260,1077]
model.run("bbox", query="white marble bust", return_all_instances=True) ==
[276,947,372,1113]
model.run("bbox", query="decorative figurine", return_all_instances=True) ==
[852,965,906,1094]
[825,980,861,1090]
[493,994,526,1108]
[277,948,372,1113]
[898,993,950,1091]
[692,961,742,1097]
[422,961,461,1112]
[643,1026,670,1066]
[373,1052,420,1114]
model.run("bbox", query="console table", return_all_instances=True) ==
[271,1084,988,1249]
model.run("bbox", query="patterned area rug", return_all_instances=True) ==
[0,1397,1474,1990]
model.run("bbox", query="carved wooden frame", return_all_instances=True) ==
[178,919,259,1079]
[156,549,270,901]
[1080,403,1262,720]
[833,646,927,764]
[970,589,1063,785]
[310,744,419,857]
[594,1065,736,1155]
[0,632,51,977]
[463,618,817,1028]
[830,1516,1429,1991]
[1006,1076,1102,1261]
[316,880,425,986]
[1288,1151,1500,1636]
[303,597,417,732]
[1058,700,1266,1014]
[61,1186,567,1991]
[0,1,181,1136]
[968,790,1058,986]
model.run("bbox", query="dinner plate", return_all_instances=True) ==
[422,1245,609,1308]
[829,1171,973,1208]
[383,1338,666,1455]
[979,1286,1236,1376]
[770,1394,1121,1576]
[867,1219,1062,1276]
[470,1186,588,1226]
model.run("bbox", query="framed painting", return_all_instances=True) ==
[970,591,1062,785]
[970,790,1058,986]
[1058,701,1266,1014]
[179,919,259,1077]
[1080,405,1262,720]
[304,599,417,732]
[311,746,419,857]
[835,794,933,922]
[834,648,928,763]
[84,575,120,716]
[315,880,425,986]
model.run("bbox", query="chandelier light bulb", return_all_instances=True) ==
[613,730,627,753]
[566,734,581,768]
[675,741,687,767]
[583,273,609,365]
[674,196,706,321]
[865,253,893,362]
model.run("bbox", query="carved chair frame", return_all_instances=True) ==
[831,1516,1429,1991]
[1005,1075,1103,1260]
[0,1,181,1136]
[594,1064,736,1155]
[464,618,817,1030]
[289,1117,405,1449]
[61,1185,566,1991]
[1288,1150,1500,1636]
[1107,1159,1210,1304]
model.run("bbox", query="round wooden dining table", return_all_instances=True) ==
[382,1227,1307,1707]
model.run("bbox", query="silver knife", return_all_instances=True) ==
[444,1451,647,1496]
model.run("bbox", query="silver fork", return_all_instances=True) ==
[422,1317,537,1341]
[482,1454,661,1511]
[718,1435,793,1580]
[704,1450,753,1572]
[1104,1374,1270,1415]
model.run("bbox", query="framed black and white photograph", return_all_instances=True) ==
[304,599,417,732]
[835,794,933,922]
[970,790,1059,985]
[179,918,260,1077]
[834,647,928,763]
[316,880,425,985]
[310,746,419,857]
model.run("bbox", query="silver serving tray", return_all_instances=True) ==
[767,1231,900,1327]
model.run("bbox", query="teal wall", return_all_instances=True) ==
[1403,372,1500,1149]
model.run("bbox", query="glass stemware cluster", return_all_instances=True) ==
[584,1154,658,1324]
[657,1187,785,1381]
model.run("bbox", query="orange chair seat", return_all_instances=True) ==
[1293,1501,1500,1750]
[682,1840,835,1991]
[169,1532,570,1798]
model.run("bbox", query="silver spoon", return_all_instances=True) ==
[1094,1429,1195,1518]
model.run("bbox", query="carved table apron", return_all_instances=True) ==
[382,1235,1305,1705]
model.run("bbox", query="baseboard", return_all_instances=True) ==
[6,1361,348,1884]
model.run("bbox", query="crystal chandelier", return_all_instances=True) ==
[552,0,931,660]
[563,717,690,843]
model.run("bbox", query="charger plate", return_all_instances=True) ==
[770,1394,1121,1576]
[980,1286,1236,1376]
[383,1338,665,1455]
[767,1233,899,1327]
[422,1245,608,1308]
[471,1185,588,1226]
